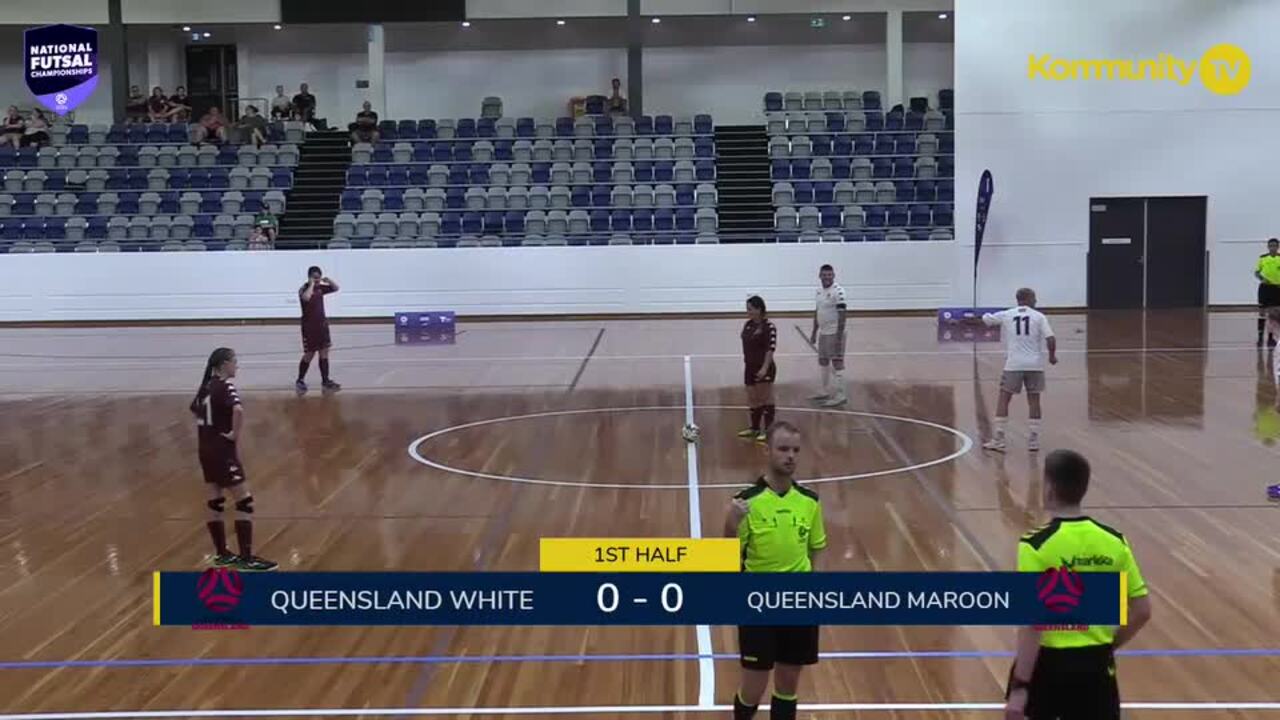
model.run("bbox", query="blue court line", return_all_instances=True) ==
[1,648,1277,671]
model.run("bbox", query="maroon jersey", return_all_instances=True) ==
[300,282,336,352]
[741,319,777,367]
[192,376,241,450]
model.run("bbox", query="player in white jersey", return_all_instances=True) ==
[809,264,848,407]
[980,288,1057,452]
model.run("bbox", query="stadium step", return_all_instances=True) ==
[713,125,773,243]
[278,131,352,247]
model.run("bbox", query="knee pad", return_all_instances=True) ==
[206,497,226,513]
[234,496,255,514]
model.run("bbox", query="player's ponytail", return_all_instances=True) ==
[191,347,234,416]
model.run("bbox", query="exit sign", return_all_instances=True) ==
[811,17,826,28]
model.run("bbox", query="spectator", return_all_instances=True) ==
[166,86,191,122]
[292,83,317,123]
[23,109,50,148]
[350,101,379,144]
[607,77,628,115]
[270,85,293,121]
[194,106,228,144]
[254,207,279,243]
[1,106,25,149]
[247,225,273,250]
[147,86,171,123]
[126,85,147,122]
[237,105,268,147]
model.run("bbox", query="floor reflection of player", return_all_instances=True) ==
[1261,309,1280,502]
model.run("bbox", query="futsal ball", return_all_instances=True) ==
[197,568,244,613]
[681,423,701,444]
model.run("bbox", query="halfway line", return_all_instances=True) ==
[683,354,715,707]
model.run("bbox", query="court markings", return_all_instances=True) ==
[3,701,1279,717]
[407,405,974,489]
[681,356,715,707]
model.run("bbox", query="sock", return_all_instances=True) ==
[733,692,759,720]
[994,416,1008,441]
[206,521,229,556]
[762,405,776,431]
[820,365,831,394]
[1260,317,1266,341]
[234,520,253,558]
[770,693,797,720]
[319,358,331,382]
[297,359,310,382]
[750,406,763,432]
[1028,418,1042,437]
[832,368,845,396]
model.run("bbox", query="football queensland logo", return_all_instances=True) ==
[24,24,99,115]
[197,568,245,613]
[1036,567,1084,614]
[1028,44,1251,96]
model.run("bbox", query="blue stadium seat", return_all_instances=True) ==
[865,207,886,227]
[871,159,892,179]
[812,137,832,157]
[341,190,361,211]
[791,159,811,180]
[933,204,954,226]
[885,112,904,132]
[68,125,89,144]
[675,185,695,206]
[888,205,909,227]
[432,144,453,162]
[593,162,612,183]
[556,117,574,137]
[532,163,551,184]
[653,161,674,183]
[695,160,715,181]
[937,180,954,202]
[896,136,916,155]
[440,213,461,236]
[446,188,465,209]
[915,180,936,202]
[813,182,834,205]
[366,166,388,186]
[482,211,504,233]
[494,141,514,162]
[895,181,915,203]
[477,118,496,138]
[594,117,614,136]
[771,160,790,181]
[456,118,477,139]
[821,206,842,229]
[853,134,874,155]
[610,209,631,231]
[938,157,954,177]
[634,161,654,183]
[516,118,536,138]
[593,140,613,160]
[874,136,895,155]
[654,115,674,135]
[592,185,611,207]
[694,115,713,134]
[585,97,605,115]
[418,119,437,139]
[632,209,653,232]
[865,112,885,132]
[461,211,483,234]
[470,165,490,185]
[905,112,925,131]
[831,157,851,179]
[107,124,127,143]
[893,158,914,178]
[589,210,610,232]
[826,113,846,133]
[909,205,932,227]
[764,92,783,112]
[384,189,404,210]
[571,187,590,208]
[862,91,882,111]
[398,120,418,139]
[453,144,473,163]
[674,208,694,231]
[504,211,525,234]
[635,116,654,136]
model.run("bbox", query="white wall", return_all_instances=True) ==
[955,0,1280,307]
[0,0,109,24]
[0,244,954,322]
[121,0,282,24]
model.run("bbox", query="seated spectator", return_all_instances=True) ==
[270,85,293,120]
[349,101,379,144]
[2,106,24,149]
[292,83,317,123]
[194,106,228,144]
[23,109,50,147]
[166,86,191,122]
[147,86,171,123]
[254,208,279,242]
[126,85,147,122]
[247,225,273,251]
[237,105,268,147]
[607,77,628,115]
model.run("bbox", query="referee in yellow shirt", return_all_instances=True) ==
[1256,238,1280,347]
[725,420,827,720]
[1004,450,1153,719]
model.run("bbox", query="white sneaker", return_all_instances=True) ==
[1028,434,1040,452]
[983,438,1007,453]
[820,394,848,407]
[809,391,830,401]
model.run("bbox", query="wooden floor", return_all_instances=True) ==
[0,309,1278,719]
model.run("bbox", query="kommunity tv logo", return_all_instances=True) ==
[1028,44,1250,95]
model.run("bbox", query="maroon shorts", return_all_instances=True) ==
[200,442,247,488]
[302,324,331,353]
[744,360,777,386]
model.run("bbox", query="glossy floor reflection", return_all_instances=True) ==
[0,310,1277,718]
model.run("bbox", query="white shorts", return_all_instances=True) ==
[1001,370,1046,395]
[817,333,845,362]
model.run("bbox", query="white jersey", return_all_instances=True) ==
[815,284,847,336]
[983,306,1054,371]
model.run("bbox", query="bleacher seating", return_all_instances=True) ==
[765,89,955,242]
[0,120,299,253]
[331,114,723,247]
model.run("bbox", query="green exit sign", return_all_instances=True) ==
[810,17,826,28]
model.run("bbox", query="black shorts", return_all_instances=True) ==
[302,324,332,353]
[199,444,247,489]
[744,361,777,386]
[737,625,819,670]
[1259,283,1280,308]
[1007,644,1119,720]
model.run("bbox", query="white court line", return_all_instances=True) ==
[406,405,972,489]
[683,356,716,708]
[4,702,1280,718]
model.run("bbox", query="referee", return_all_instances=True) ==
[1256,238,1280,347]
[725,420,827,720]
[1004,450,1153,720]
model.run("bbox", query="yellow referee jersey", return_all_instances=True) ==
[1257,254,1280,285]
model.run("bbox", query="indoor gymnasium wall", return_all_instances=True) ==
[954,0,1280,307]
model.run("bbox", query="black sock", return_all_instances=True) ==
[733,692,759,720]
[234,520,253,558]
[297,359,310,382]
[206,521,228,555]
[770,693,797,720]
[1260,317,1267,341]
[319,358,331,382]
[762,405,776,432]
[750,406,763,431]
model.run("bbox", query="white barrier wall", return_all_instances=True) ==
[955,0,1280,307]
[0,244,957,322]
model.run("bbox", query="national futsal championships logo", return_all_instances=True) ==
[1036,567,1084,614]
[1028,44,1251,96]
[196,568,244,613]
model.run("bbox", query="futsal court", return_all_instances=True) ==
[0,308,1276,719]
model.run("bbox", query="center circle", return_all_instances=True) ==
[407,406,973,490]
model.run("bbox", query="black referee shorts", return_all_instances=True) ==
[1006,644,1119,720]
[1259,283,1280,308]
[737,625,819,670]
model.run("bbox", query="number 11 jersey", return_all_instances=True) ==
[983,306,1054,371]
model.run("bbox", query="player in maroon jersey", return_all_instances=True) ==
[296,265,341,393]
[739,295,778,443]
[190,348,277,572]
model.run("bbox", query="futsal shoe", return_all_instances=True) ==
[820,394,848,407]
[322,379,342,391]
[1267,484,1280,502]
[755,431,768,444]
[235,555,279,572]
[737,428,759,440]
[295,379,308,395]
[982,438,1007,453]
[208,553,238,568]
[809,391,830,402]
[1028,434,1041,452]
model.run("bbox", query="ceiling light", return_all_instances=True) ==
[273,24,282,30]
[181,25,191,31]
[938,12,949,19]
[556,19,566,26]
[746,16,756,22]
[842,15,852,21]
[651,17,661,24]
[461,21,471,27]
[202,31,211,38]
